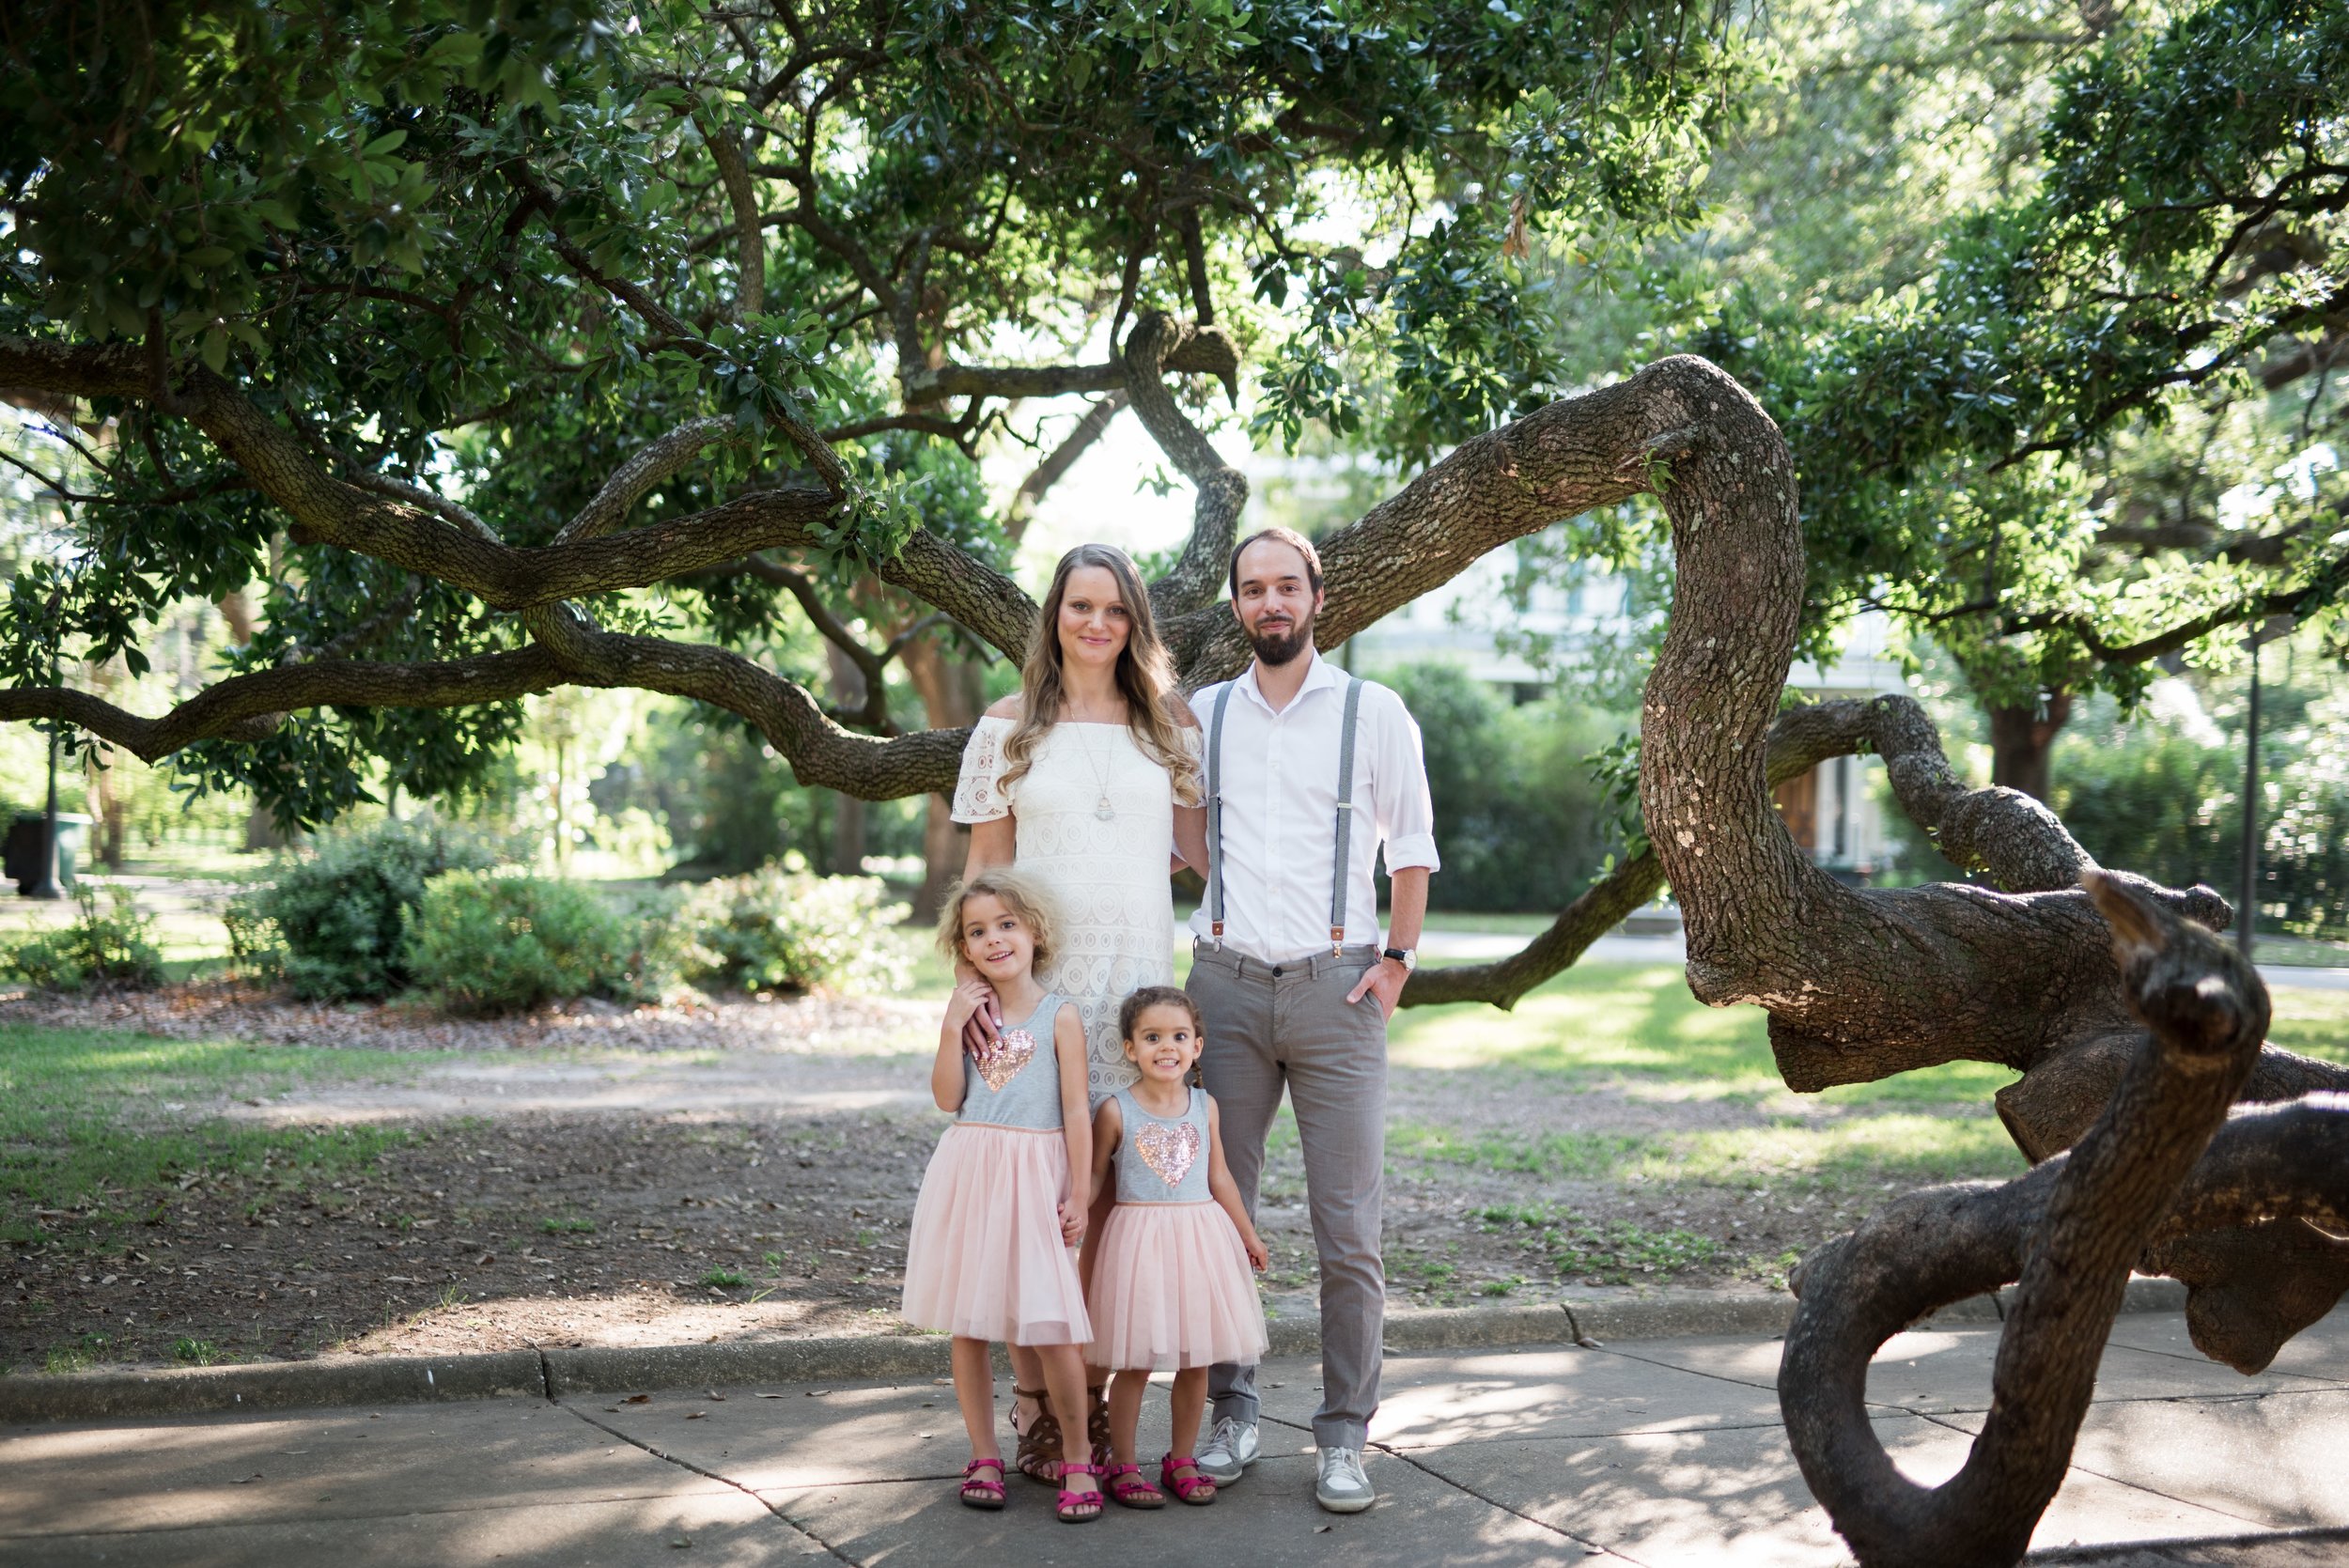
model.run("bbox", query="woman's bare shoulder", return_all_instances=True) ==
[983,694,1022,721]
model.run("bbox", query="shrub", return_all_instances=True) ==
[228,818,498,1000]
[2,884,164,991]
[682,862,910,994]
[400,872,678,1015]
[1380,663,1631,912]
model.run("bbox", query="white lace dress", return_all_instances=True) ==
[953,718,1199,1098]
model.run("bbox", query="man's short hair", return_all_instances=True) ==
[1227,526,1324,599]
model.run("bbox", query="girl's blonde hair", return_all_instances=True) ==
[997,543,1203,807]
[935,865,1060,972]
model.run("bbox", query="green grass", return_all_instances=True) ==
[2261,986,2349,1062]
[1658,1115,2026,1187]
[1389,1121,1649,1178]
[1391,961,2023,1104]
[1470,1206,1727,1284]
[1387,1111,2023,1193]
[0,1023,436,1250]
[699,1267,748,1289]
[172,1337,223,1366]
[539,1216,596,1234]
[43,1333,111,1374]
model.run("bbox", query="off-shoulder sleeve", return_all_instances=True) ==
[952,716,1017,824]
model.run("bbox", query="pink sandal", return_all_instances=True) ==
[959,1457,1006,1511]
[1055,1461,1105,1522]
[1160,1452,1217,1505]
[1104,1461,1165,1509]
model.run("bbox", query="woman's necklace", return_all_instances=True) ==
[1075,726,1118,822]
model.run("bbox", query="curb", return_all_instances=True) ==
[0,1350,544,1424]
[1,1277,2191,1426]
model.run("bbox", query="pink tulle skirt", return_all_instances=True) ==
[1086,1202,1269,1372]
[900,1123,1091,1346]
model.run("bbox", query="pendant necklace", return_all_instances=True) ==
[1076,725,1117,821]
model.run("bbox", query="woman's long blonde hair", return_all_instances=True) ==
[998,543,1202,806]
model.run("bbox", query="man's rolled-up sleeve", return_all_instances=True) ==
[1374,689,1440,875]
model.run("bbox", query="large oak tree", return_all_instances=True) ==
[8,7,2349,1560]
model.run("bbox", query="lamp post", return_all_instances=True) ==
[2238,613,2295,959]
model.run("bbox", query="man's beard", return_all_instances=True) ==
[1247,612,1315,667]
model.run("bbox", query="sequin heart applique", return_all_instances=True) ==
[975,1028,1035,1094]
[1133,1119,1201,1188]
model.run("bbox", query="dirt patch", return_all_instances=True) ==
[4,986,2008,1373]
[0,977,934,1056]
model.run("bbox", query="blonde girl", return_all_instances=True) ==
[898,869,1105,1522]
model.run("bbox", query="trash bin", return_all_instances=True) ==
[5,812,90,895]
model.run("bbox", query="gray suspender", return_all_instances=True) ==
[1205,673,1366,955]
[1206,681,1236,944]
[1330,675,1365,955]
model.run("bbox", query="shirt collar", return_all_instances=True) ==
[1237,645,1340,713]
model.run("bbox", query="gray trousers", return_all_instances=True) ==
[1188,939,1387,1451]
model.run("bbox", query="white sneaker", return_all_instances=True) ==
[1315,1446,1376,1514]
[1195,1416,1258,1484]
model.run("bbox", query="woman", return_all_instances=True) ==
[953,541,1208,1092]
[951,541,1209,1480]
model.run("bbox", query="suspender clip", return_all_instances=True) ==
[1330,925,1345,956]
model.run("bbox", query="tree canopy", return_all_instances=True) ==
[0,0,1752,826]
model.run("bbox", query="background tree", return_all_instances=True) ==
[1498,0,2348,799]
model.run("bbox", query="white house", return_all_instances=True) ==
[1343,542,1912,883]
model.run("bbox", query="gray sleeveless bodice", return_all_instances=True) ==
[1112,1087,1212,1203]
[957,991,1066,1130]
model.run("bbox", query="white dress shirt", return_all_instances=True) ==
[1188,648,1440,963]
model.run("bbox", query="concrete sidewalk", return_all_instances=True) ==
[5,1309,2343,1567]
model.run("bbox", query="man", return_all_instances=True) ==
[1185,525,1438,1514]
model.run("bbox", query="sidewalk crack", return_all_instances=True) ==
[1259,1413,1649,1565]
[1908,1408,2275,1532]
[558,1402,863,1565]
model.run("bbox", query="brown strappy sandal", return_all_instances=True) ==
[1086,1383,1112,1467]
[1010,1385,1062,1483]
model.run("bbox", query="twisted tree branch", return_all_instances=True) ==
[1124,312,1248,622]
[903,330,1240,406]
[559,416,739,545]
[1781,874,2280,1568]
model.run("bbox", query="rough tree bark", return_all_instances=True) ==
[1613,353,2349,1565]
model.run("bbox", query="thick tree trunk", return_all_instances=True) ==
[900,630,982,923]
[1985,691,2073,801]
[822,643,867,877]
[1620,352,2349,1565]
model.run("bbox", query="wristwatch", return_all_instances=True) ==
[1381,946,1417,971]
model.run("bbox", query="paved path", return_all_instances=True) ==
[6,1308,2342,1566]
